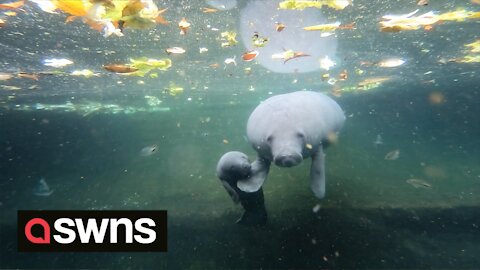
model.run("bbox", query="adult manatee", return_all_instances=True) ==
[238,91,345,199]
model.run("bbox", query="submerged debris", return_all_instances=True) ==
[224,56,237,67]
[165,47,186,55]
[140,145,158,157]
[406,178,432,189]
[103,64,139,74]
[0,0,24,10]
[449,55,480,63]
[242,50,259,62]
[271,49,311,63]
[32,0,167,36]
[380,9,438,32]
[417,0,429,6]
[71,69,98,77]
[380,9,480,32]
[144,95,162,106]
[428,91,446,105]
[165,82,184,96]
[373,134,384,145]
[33,178,54,197]
[357,76,393,90]
[201,7,219,13]
[450,39,480,63]
[251,32,269,47]
[303,22,355,32]
[465,40,480,53]
[275,22,286,32]
[320,56,336,70]
[8,100,171,115]
[126,58,172,76]
[178,18,190,35]
[17,72,39,80]
[0,72,14,81]
[220,31,238,47]
[338,69,348,80]
[384,149,400,160]
[376,58,406,68]
[43,58,73,68]
[279,0,351,11]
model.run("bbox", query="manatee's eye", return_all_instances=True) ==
[266,135,273,143]
[296,132,305,139]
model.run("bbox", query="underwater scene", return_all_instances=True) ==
[1,0,480,268]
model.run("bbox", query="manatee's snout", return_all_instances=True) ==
[274,153,302,167]
[235,161,252,178]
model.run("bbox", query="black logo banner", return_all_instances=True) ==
[18,210,167,252]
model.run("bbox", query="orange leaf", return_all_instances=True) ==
[155,15,168,25]
[65,16,78,23]
[0,0,24,9]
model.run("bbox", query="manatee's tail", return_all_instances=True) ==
[236,187,267,226]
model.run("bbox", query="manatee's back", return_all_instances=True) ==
[247,91,345,145]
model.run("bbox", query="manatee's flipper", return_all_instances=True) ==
[221,180,240,204]
[237,157,270,192]
[236,187,267,226]
[310,145,326,199]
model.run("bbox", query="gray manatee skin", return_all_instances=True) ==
[216,151,251,204]
[216,151,251,184]
[216,151,267,226]
[240,91,345,199]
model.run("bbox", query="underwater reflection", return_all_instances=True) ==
[239,0,337,73]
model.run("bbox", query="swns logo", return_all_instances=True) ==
[18,210,167,252]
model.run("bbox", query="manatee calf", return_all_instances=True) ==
[239,91,345,199]
[216,151,267,226]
